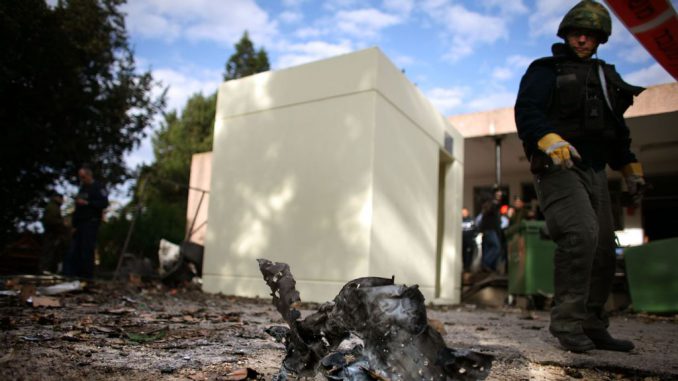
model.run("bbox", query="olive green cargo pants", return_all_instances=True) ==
[534,165,616,336]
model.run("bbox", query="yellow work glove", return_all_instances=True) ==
[537,133,581,168]
[621,162,646,204]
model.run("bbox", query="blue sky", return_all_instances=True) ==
[121,0,677,169]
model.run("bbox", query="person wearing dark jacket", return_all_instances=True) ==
[63,166,109,279]
[461,207,478,271]
[477,188,505,272]
[515,0,645,353]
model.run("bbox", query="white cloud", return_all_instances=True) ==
[125,137,155,168]
[382,0,414,16]
[422,2,508,61]
[528,0,574,39]
[467,90,516,111]
[282,0,305,7]
[394,54,415,68]
[426,87,467,114]
[335,8,402,39]
[491,54,533,81]
[153,67,221,114]
[623,63,676,87]
[275,40,354,69]
[619,45,653,64]
[427,85,516,115]
[279,11,303,24]
[122,3,182,40]
[480,0,528,16]
[492,67,512,81]
[507,54,533,69]
[323,0,361,11]
[294,27,325,39]
[122,0,278,46]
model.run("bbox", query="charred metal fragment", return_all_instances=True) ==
[258,259,493,381]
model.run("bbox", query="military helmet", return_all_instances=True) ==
[557,0,612,43]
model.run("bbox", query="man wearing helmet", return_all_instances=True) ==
[515,0,646,353]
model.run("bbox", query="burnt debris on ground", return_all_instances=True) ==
[1,273,677,380]
[258,258,493,381]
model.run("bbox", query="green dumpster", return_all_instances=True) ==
[507,221,556,295]
[623,237,678,313]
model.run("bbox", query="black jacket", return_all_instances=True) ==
[515,43,643,171]
[72,181,109,227]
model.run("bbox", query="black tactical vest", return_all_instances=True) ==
[533,53,644,142]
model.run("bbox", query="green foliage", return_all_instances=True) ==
[0,0,165,244]
[97,199,186,271]
[224,31,271,81]
[148,92,218,203]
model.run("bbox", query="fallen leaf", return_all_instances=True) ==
[36,313,58,324]
[129,274,142,286]
[31,296,61,308]
[223,312,242,322]
[222,367,260,380]
[0,349,15,364]
[91,325,118,334]
[20,285,36,302]
[428,318,447,335]
[188,371,208,380]
[105,307,135,315]
[62,331,85,341]
[124,326,168,343]
[360,366,392,381]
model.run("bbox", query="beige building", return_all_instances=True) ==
[190,48,465,303]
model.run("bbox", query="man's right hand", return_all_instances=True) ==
[537,133,581,168]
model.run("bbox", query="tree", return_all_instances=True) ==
[97,33,270,267]
[224,31,270,81]
[0,0,165,244]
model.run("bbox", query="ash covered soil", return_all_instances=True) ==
[1,279,676,381]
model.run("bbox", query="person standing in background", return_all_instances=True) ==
[63,165,109,279]
[461,207,478,272]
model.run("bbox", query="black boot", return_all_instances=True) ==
[584,329,635,352]
[553,333,596,353]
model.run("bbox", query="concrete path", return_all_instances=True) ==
[428,306,678,380]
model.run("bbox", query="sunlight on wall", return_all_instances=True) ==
[231,177,297,257]
[232,212,268,257]
[337,190,373,250]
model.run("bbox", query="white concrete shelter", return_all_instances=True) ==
[201,47,465,303]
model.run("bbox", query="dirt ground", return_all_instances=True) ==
[1,277,677,381]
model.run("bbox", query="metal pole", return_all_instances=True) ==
[114,178,146,280]
[494,136,503,186]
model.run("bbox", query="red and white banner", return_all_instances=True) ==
[605,0,678,81]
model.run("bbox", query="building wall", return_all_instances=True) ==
[186,152,212,246]
[202,48,464,303]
